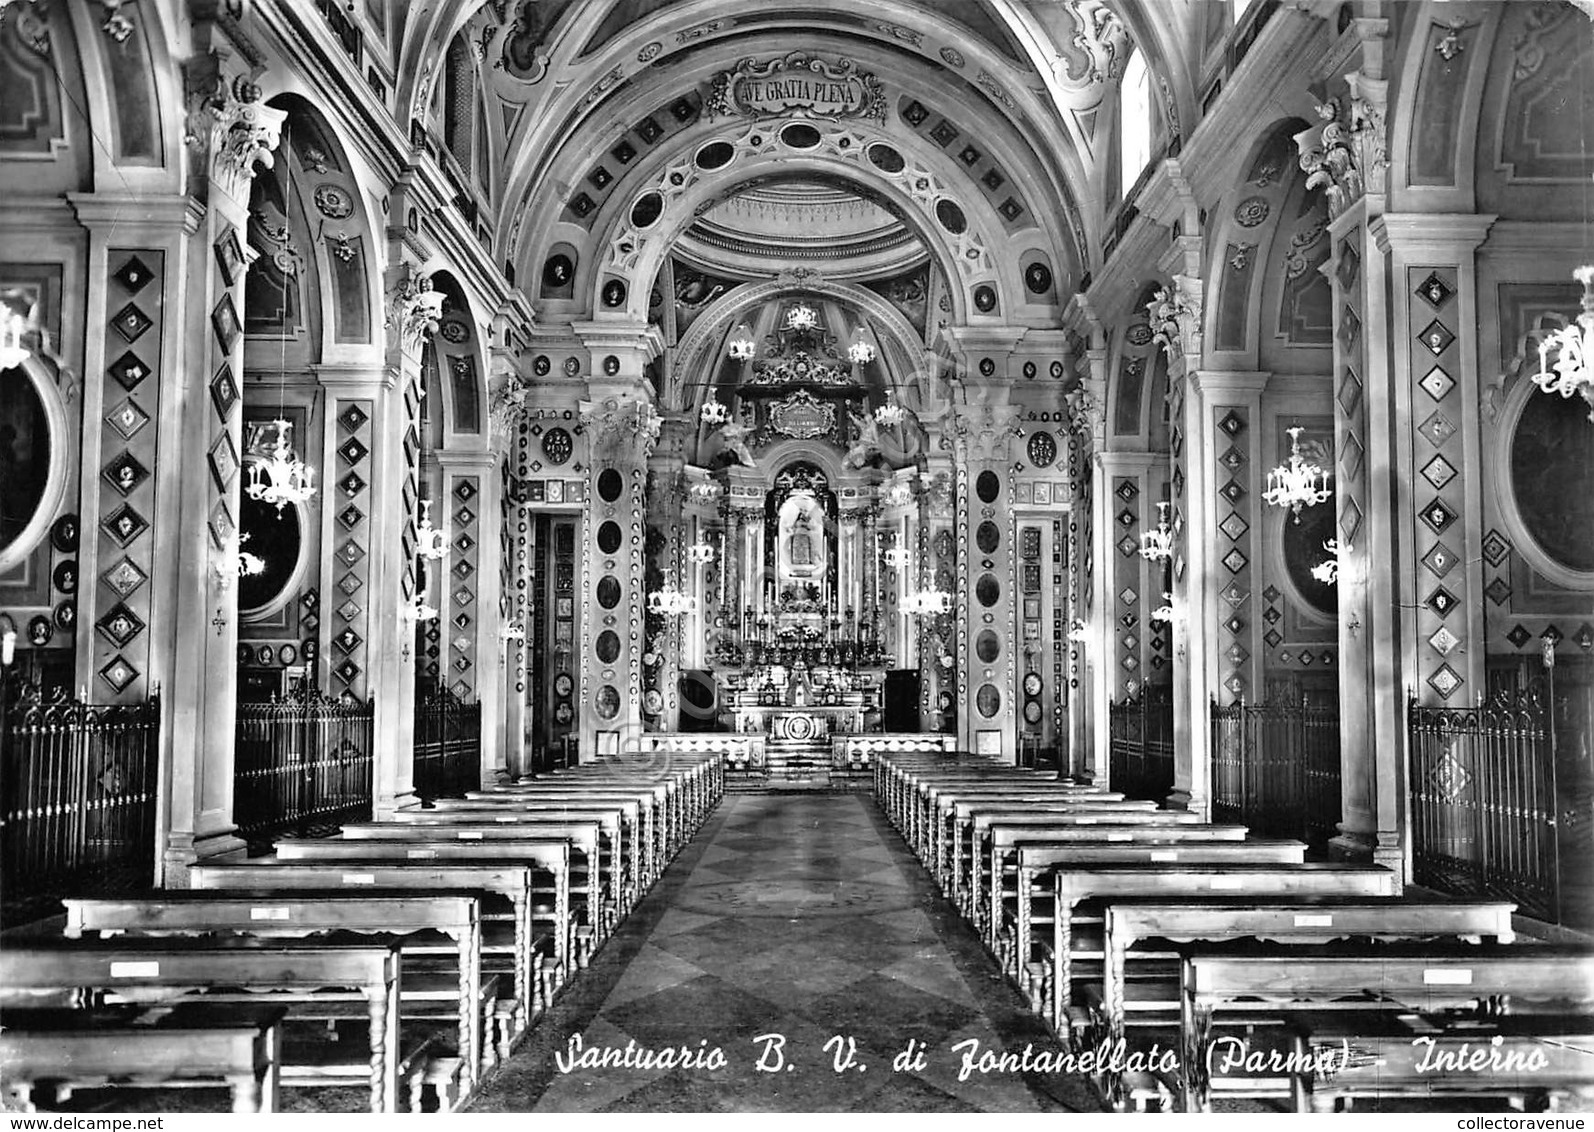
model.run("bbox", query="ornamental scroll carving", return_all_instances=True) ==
[385,267,445,355]
[184,70,286,204]
[580,397,662,461]
[1294,79,1387,221]
[705,52,885,122]
[1148,276,1204,367]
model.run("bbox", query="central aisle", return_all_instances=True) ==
[470,793,1092,1112]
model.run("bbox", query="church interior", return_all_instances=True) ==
[1,0,1593,1115]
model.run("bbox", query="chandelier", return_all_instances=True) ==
[1311,539,1342,585]
[416,499,449,560]
[686,541,715,564]
[1263,426,1331,519]
[648,587,697,616]
[1139,501,1174,561]
[700,395,730,427]
[874,391,906,427]
[246,419,317,512]
[0,288,39,371]
[847,330,876,367]
[727,322,757,361]
[785,304,819,332]
[400,593,438,624]
[1531,266,1594,421]
[905,590,952,616]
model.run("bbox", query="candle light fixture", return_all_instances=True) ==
[1263,426,1331,519]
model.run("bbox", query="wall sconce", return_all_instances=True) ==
[416,499,449,561]
[883,548,910,570]
[727,322,756,360]
[400,595,438,624]
[648,588,696,616]
[1067,618,1089,642]
[686,541,715,564]
[498,622,526,643]
[905,591,952,616]
[1149,592,1177,625]
[213,535,265,591]
[1310,539,1342,585]
[700,396,730,427]
[1139,501,1174,561]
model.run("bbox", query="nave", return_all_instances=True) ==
[7,748,1593,1115]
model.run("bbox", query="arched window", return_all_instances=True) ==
[443,35,472,169]
[1119,48,1153,195]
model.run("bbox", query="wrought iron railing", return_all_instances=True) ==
[0,693,160,921]
[1210,696,1341,849]
[1109,685,1174,801]
[1409,693,1559,922]
[235,690,374,840]
[413,686,481,804]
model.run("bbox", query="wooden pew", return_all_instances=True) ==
[270,837,595,970]
[335,816,620,937]
[920,788,1154,877]
[190,859,555,1032]
[0,938,403,1112]
[1024,862,1397,1034]
[63,893,487,1094]
[405,792,650,890]
[1179,945,1594,1112]
[0,1003,286,1113]
[973,814,1222,942]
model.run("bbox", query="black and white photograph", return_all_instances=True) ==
[0,0,1592,1122]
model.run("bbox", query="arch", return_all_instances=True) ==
[428,270,489,438]
[0,356,70,577]
[567,133,1022,325]
[670,278,932,411]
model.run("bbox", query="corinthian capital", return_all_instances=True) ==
[1147,275,1204,368]
[185,68,285,204]
[579,396,662,461]
[386,266,445,355]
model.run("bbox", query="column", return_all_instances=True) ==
[645,416,689,731]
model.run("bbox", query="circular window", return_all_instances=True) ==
[976,684,1001,718]
[238,493,305,618]
[695,141,734,170]
[596,575,622,609]
[630,191,663,229]
[867,144,905,173]
[597,468,624,502]
[595,630,621,663]
[597,521,623,554]
[976,573,1000,607]
[935,199,967,234]
[780,123,822,149]
[1281,501,1338,618]
[976,470,1001,503]
[976,521,1001,554]
[975,630,1001,663]
[595,685,621,719]
[1510,390,1594,575]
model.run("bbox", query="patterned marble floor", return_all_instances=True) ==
[469,793,1092,1113]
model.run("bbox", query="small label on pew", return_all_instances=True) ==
[110,961,160,977]
[1209,877,1244,889]
[1107,832,1131,841]
[342,873,376,884]
[250,906,292,920]
[1424,968,1472,985]
[1076,817,1097,824]
[408,849,439,859]
[456,831,484,840]
[495,816,515,823]
[1150,851,1178,862]
[1293,914,1333,927]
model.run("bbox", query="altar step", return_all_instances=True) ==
[764,737,831,784]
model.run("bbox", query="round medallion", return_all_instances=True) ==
[554,703,574,724]
[1025,262,1053,294]
[1050,360,1065,379]
[533,355,551,376]
[554,673,574,696]
[1126,322,1154,347]
[237,644,253,665]
[976,470,1001,503]
[26,615,52,647]
[1022,361,1037,380]
[597,521,623,554]
[976,521,1001,554]
[975,630,1001,664]
[1024,700,1043,724]
[602,279,627,308]
[52,560,77,594]
[595,630,621,664]
[53,600,74,630]
[603,355,621,376]
[562,356,581,377]
[630,192,664,229]
[979,357,996,377]
[313,184,354,219]
[543,254,574,291]
[439,319,469,344]
[1234,196,1271,228]
[596,576,622,609]
[302,640,317,660]
[595,684,621,719]
[976,684,1001,718]
[973,285,997,313]
[597,469,624,502]
[542,427,574,465]
[940,46,965,67]
[976,573,1001,608]
[50,514,79,552]
[1023,671,1043,697]
[643,688,664,715]
[278,644,298,665]
[256,644,275,666]
[696,142,734,170]
[1027,431,1058,468]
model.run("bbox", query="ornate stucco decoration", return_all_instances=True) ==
[386,267,445,355]
[185,70,286,204]
[943,402,1022,462]
[1147,276,1203,365]
[769,391,837,439]
[705,52,885,122]
[1294,80,1386,221]
[488,370,528,450]
[1056,0,1130,89]
[580,397,662,461]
